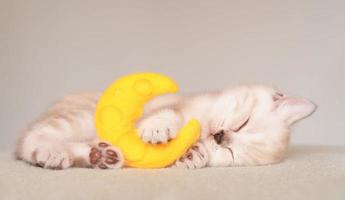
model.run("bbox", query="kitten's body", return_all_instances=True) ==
[15,85,316,169]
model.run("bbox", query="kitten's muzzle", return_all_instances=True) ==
[213,130,225,144]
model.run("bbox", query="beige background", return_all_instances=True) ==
[1,0,344,150]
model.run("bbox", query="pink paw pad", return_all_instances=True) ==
[89,142,123,169]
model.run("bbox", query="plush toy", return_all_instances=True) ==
[94,73,201,168]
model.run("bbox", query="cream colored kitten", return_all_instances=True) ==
[15,85,316,169]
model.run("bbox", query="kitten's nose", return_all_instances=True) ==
[214,130,225,144]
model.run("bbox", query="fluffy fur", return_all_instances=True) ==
[15,85,316,169]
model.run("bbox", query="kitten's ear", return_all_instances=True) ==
[275,97,316,125]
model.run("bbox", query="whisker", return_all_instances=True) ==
[225,147,235,162]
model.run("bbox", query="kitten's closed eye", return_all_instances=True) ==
[232,117,250,132]
[212,116,250,144]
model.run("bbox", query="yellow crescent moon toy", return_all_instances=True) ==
[94,73,201,168]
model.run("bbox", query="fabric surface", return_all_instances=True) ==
[0,145,344,200]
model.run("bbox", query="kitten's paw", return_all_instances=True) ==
[33,145,73,170]
[89,142,124,169]
[173,143,209,169]
[137,110,182,144]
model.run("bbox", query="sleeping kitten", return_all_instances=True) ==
[15,85,316,169]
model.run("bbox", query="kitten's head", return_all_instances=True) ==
[204,85,316,167]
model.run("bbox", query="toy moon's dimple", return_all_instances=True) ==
[134,79,153,96]
[95,73,201,168]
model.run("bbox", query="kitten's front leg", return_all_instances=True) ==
[173,142,209,169]
[137,109,183,144]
